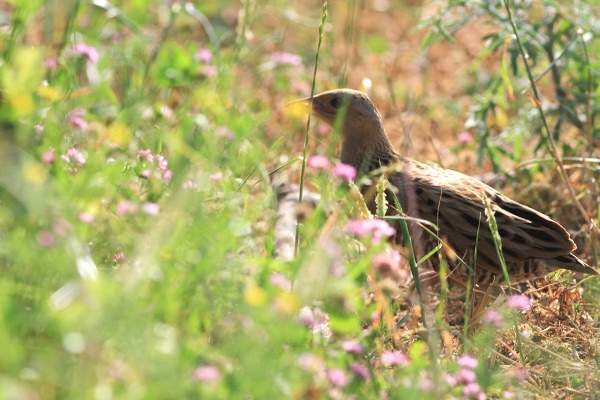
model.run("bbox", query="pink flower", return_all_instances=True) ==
[183,180,198,190]
[75,43,99,63]
[307,155,330,170]
[457,354,478,370]
[41,149,55,163]
[506,294,531,312]
[483,309,504,328]
[193,365,220,383]
[445,373,457,386]
[371,309,381,324]
[141,169,152,178]
[342,340,363,355]
[380,350,408,367]
[215,126,234,141]
[330,262,345,278]
[44,56,58,69]
[71,116,88,129]
[34,124,44,132]
[113,252,127,264]
[350,362,369,381]
[52,219,72,237]
[454,368,477,384]
[463,382,482,397]
[269,272,291,291]
[195,48,213,63]
[272,52,302,66]
[68,109,88,129]
[347,219,395,244]
[61,148,86,167]
[332,163,357,182]
[419,377,433,391]
[513,366,527,382]
[298,306,331,339]
[372,250,402,278]
[457,132,473,144]
[318,124,330,136]
[117,200,138,215]
[142,202,160,215]
[159,105,174,120]
[156,155,168,171]
[111,31,123,42]
[79,213,94,224]
[163,170,173,182]
[138,149,154,161]
[298,307,328,329]
[209,172,223,181]
[38,231,56,247]
[298,353,324,371]
[202,65,218,77]
[326,368,349,387]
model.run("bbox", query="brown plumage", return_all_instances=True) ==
[303,88,598,287]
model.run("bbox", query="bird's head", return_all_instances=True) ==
[310,89,380,127]
[288,89,386,143]
[288,88,395,170]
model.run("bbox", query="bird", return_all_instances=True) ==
[293,88,598,288]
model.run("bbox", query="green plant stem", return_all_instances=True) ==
[483,193,526,366]
[294,2,327,258]
[143,3,178,85]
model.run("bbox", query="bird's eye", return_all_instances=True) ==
[330,97,340,109]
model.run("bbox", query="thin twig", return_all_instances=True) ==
[383,70,413,157]
[294,2,328,257]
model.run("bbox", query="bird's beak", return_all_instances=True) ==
[285,96,312,111]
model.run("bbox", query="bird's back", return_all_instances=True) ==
[383,158,596,286]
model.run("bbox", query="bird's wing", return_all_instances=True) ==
[391,160,576,265]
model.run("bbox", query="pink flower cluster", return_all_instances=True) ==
[137,149,173,184]
[117,200,138,215]
[332,163,356,182]
[193,365,220,383]
[380,350,408,367]
[194,47,217,77]
[307,156,357,183]
[271,52,302,66]
[446,354,484,399]
[347,219,395,244]
[269,272,291,291]
[69,109,88,129]
[42,148,55,163]
[298,306,331,340]
[483,309,504,328]
[116,200,160,216]
[372,250,402,278]
[505,294,531,312]
[61,147,86,167]
[307,155,330,169]
[75,43,99,63]
[457,131,473,144]
[298,347,370,390]
[341,340,363,355]
[326,368,349,387]
[112,252,127,266]
[194,48,213,63]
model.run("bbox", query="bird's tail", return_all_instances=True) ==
[552,254,599,275]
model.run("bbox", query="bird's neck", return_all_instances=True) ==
[340,122,398,176]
